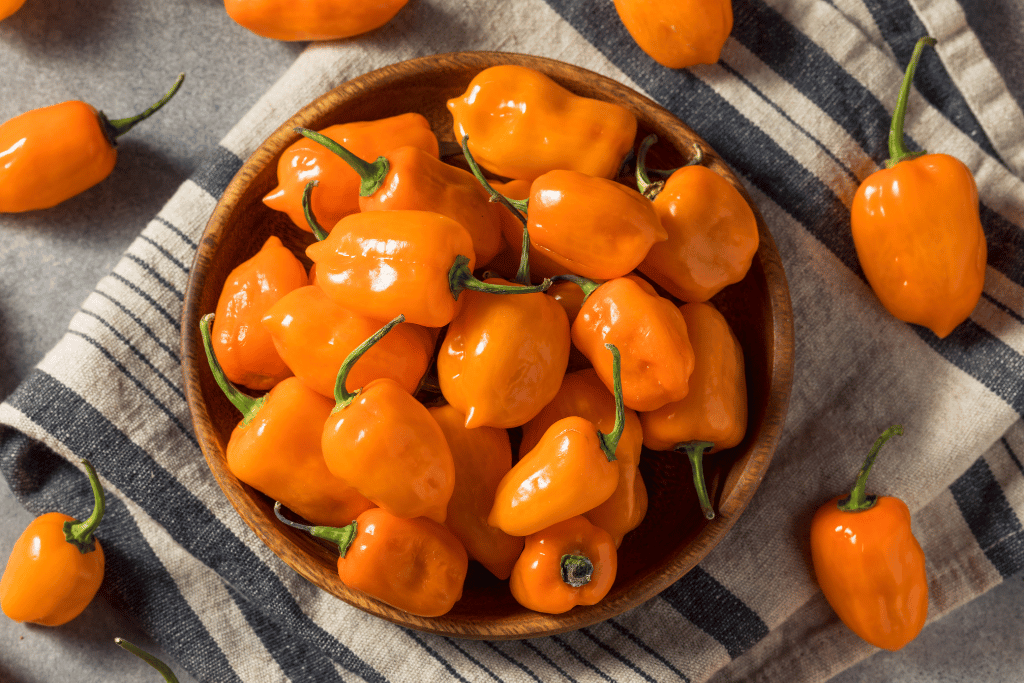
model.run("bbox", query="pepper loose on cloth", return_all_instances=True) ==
[224,0,409,42]
[612,0,732,69]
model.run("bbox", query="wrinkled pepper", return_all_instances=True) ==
[275,503,468,617]
[447,64,637,181]
[211,235,308,390]
[810,425,928,651]
[263,113,438,232]
[509,516,617,614]
[851,37,986,339]
[613,0,732,69]
[200,314,375,527]
[224,0,408,42]
[1,460,105,626]
[0,74,184,213]
[429,404,525,580]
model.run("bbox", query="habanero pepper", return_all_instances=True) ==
[613,0,732,69]
[447,64,637,182]
[429,403,525,580]
[0,74,184,213]
[509,515,617,614]
[851,37,986,339]
[810,425,928,651]
[1,459,105,626]
[263,113,438,233]
[200,314,375,528]
[1,0,26,20]
[211,234,308,390]
[641,301,747,520]
[224,0,408,42]
[275,503,468,617]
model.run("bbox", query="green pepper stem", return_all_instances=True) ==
[332,314,405,410]
[560,554,594,588]
[63,459,106,553]
[839,425,904,513]
[635,135,704,195]
[301,180,329,241]
[274,501,358,558]
[596,344,625,462]
[448,255,551,299]
[199,313,265,425]
[102,73,186,142]
[887,37,936,168]
[550,273,601,302]
[295,127,390,197]
[677,441,716,520]
[114,639,180,683]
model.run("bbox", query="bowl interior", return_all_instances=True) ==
[181,51,794,639]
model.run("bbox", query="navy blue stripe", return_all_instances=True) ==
[403,631,472,683]
[551,635,615,683]
[522,640,578,683]
[109,272,181,329]
[138,234,191,273]
[0,431,243,683]
[4,371,388,683]
[483,642,544,683]
[447,640,505,683]
[980,204,1024,288]
[155,215,199,251]
[1003,437,1024,476]
[606,619,691,682]
[192,145,244,199]
[660,566,768,658]
[579,628,658,683]
[950,456,1024,578]
[124,253,185,300]
[93,290,181,362]
[983,292,1024,326]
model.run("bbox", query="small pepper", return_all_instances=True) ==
[429,404,525,580]
[224,0,408,41]
[0,460,105,626]
[851,37,987,339]
[263,113,438,232]
[613,0,732,69]
[641,301,747,520]
[0,74,184,213]
[810,425,928,651]
[275,503,468,617]
[115,639,180,683]
[509,516,617,614]
[447,65,637,181]
[211,235,308,390]
[200,314,375,528]
[320,316,455,523]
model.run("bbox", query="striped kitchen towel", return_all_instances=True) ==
[2,0,1023,681]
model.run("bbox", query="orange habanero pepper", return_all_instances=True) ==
[1,460,105,626]
[520,368,647,547]
[211,235,308,390]
[448,65,637,182]
[263,113,438,233]
[509,516,617,614]
[810,426,928,651]
[613,0,732,69]
[636,136,759,302]
[1,0,26,20]
[851,37,986,339]
[489,345,626,537]
[200,315,374,527]
[429,403,524,580]
[224,0,408,42]
[0,74,184,213]
[321,316,455,523]
[641,302,747,520]
[275,503,468,617]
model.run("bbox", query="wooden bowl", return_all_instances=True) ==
[181,52,794,639]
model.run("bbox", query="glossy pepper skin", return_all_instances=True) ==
[448,65,637,182]
[810,426,928,651]
[224,0,408,41]
[521,369,647,547]
[851,37,986,339]
[430,404,524,580]
[201,315,375,528]
[276,504,468,617]
[263,114,438,232]
[613,0,732,69]
[0,74,184,213]
[1,460,105,626]
[212,235,308,390]
[438,278,571,429]
[509,516,617,614]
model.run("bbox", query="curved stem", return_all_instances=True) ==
[677,441,716,520]
[550,273,601,303]
[274,501,358,557]
[596,344,625,462]
[332,315,405,411]
[199,313,265,425]
[103,73,186,141]
[461,135,529,217]
[63,459,105,553]
[839,425,904,513]
[302,180,329,241]
[115,639,180,683]
[448,255,551,300]
[886,37,936,168]
[634,134,663,198]
[296,127,390,197]
[560,554,594,588]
